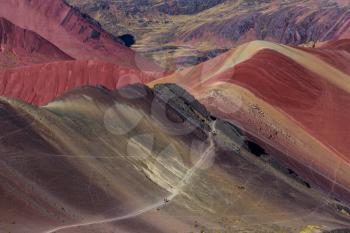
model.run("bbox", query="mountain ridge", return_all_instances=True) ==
[1,83,349,232]
[66,0,350,68]
[0,0,163,72]
[0,17,72,68]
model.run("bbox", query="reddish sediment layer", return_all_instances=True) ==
[0,17,72,68]
[212,50,350,201]
[0,60,160,106]
[150,40,350,204]
[221,49,350,161]
[321,39,350,53]
[0,0,162,72]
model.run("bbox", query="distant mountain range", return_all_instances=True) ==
[66,0,350,68]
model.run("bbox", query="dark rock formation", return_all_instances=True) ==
[118,34,136,47]
[153,83,212,139]
[324,229,350,233]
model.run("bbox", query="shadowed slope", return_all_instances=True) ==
[0,83,349,233]
[0,17,72,68]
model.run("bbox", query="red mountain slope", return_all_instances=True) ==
[0,17,72,68]
[0,60,160,106]
[150,40,350,204]
[0,0,162,72]
[321,39,350,53]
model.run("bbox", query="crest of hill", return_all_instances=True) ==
[0,0,163,72]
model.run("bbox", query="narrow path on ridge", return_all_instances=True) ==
[44,121,217,233]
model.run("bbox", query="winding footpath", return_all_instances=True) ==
[44,121,217,233]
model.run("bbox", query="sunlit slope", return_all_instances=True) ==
[0,84,349,232]
[149,40,350,204]
[0,0,162,72]
[0,84,203,233]
[0,60,163,106]
[150,40,350,89]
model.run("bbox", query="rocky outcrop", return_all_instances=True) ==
[150,40,350,206]
[325,229,350,233]
[153,83,212,139]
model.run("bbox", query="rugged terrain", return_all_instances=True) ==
[0,0,163,73]
[65,0,350,68]
[1,38,350,232]
[1,83,349,233]
[150,39,350,206]
[0,0,350,232]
